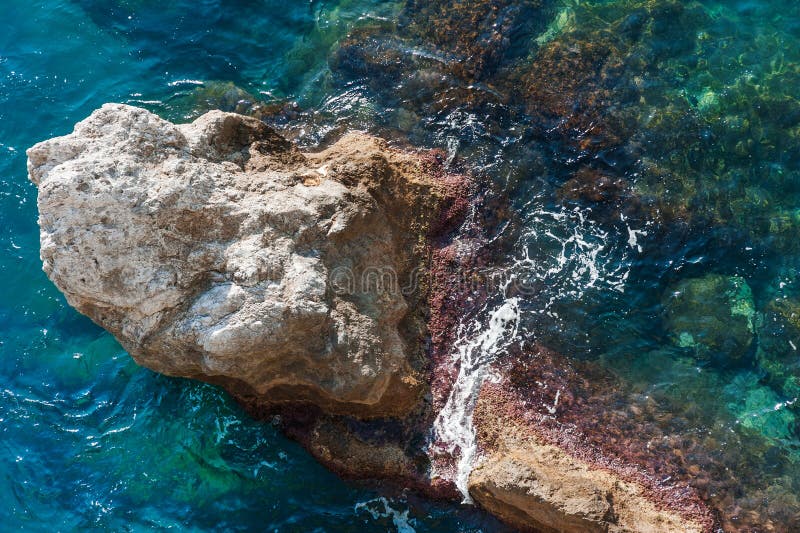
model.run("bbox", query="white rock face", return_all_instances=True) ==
[28,104,438,417]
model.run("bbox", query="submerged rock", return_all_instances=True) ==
[756,274,800,400]
[165,80,290,122]
[662,274,755,362]
[725,372,797,442]
[28,103,447,418]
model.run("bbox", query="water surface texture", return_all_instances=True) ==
[2,0,800,531]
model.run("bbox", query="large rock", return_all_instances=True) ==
[468,351,714,533]
[28,104,445,418]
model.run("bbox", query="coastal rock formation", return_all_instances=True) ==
[468,348,715,533]
[28,103,444,418]
[28,104,715,532]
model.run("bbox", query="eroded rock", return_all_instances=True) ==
[468,347,715,533]
[28,103,446,418]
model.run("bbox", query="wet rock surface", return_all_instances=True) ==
[470,346,716,532]
[469,441,705,533]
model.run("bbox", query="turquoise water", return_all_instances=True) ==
[4,0,800,530]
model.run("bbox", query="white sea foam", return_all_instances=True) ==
[432,297,521,501]
[355,497,417,533]
[167,79,205,87]
[431,204,631,502]
[516,206,629,300]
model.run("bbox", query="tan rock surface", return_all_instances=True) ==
[469,436,707,533]
[469,383,712,533]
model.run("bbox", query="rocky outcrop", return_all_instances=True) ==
[469,349,715,533]
[28,103,446,418]
[28,104,715,532]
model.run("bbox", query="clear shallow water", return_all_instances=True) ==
[3,0,800,530]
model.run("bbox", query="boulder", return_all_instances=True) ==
[469,441,707,533]
[28,104,446,418]
[724,372,796,441]
[468,352,714,533]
